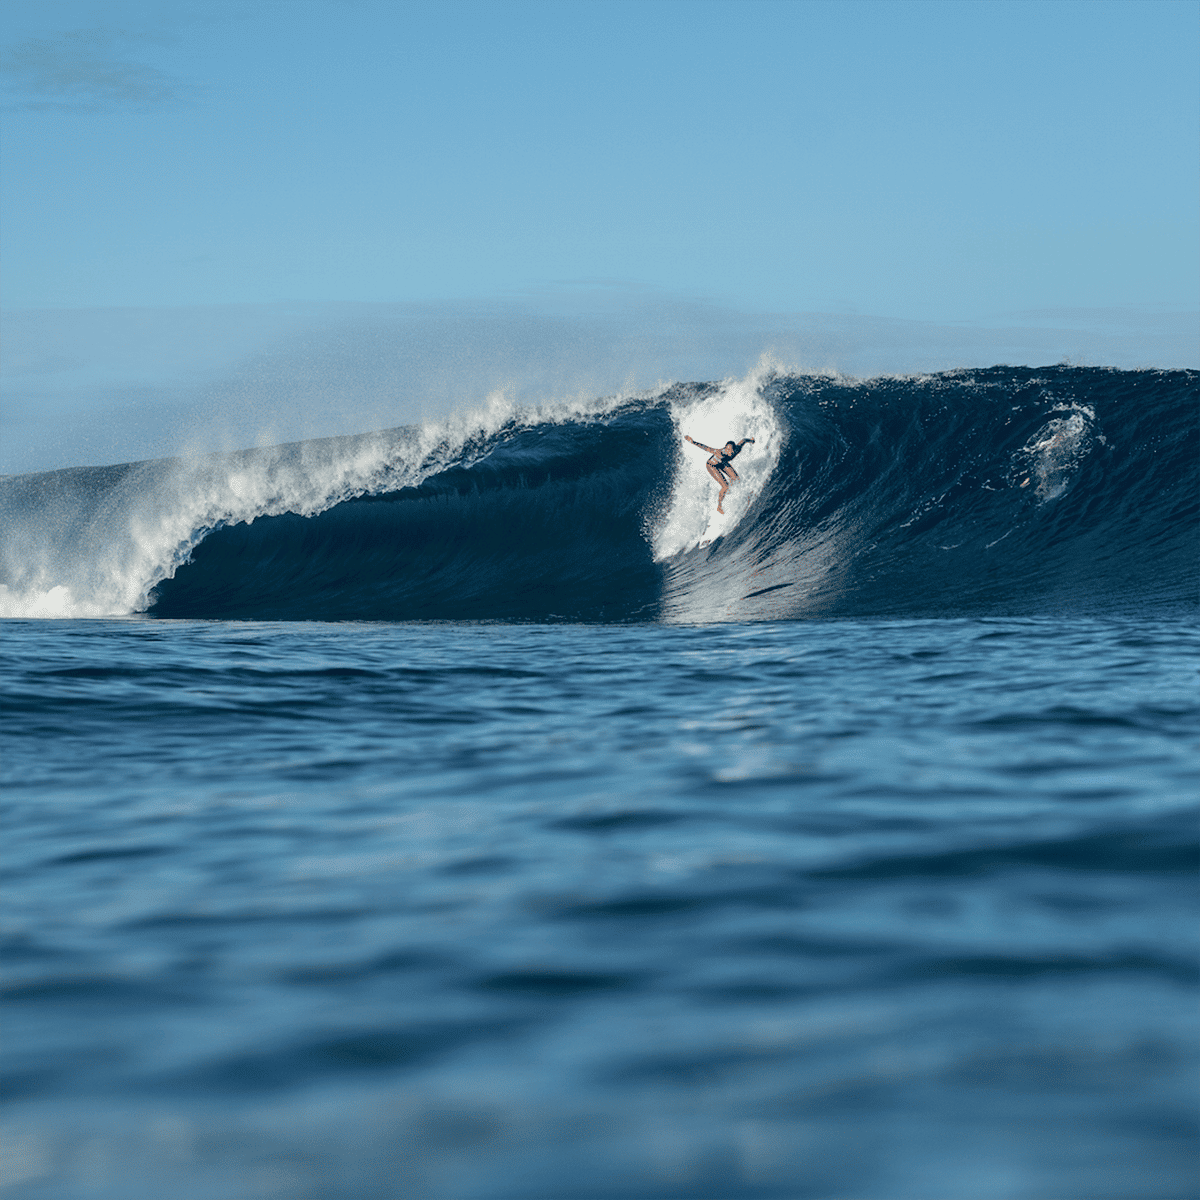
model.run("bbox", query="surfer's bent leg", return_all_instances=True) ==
[706,463,730,512]
[706,463,729,498]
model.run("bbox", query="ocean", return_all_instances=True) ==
[1,365,1197,1199]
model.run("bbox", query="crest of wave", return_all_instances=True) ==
[0,387,642,620]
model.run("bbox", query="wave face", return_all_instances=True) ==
[1,366,1195,622]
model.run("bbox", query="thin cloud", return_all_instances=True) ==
[2,28,184,112]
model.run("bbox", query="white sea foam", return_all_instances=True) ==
[1014,403,1099,501]
[651,359,786,561]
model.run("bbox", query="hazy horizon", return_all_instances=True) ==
[4,294,1196,475]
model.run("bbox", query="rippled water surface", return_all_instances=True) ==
[2,616,1197,1199]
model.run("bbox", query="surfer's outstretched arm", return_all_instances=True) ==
[684,435,719,454]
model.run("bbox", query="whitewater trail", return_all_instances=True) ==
[1012,403,1101,501]
[652,363,786,559]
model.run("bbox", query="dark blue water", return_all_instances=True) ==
[3,616,1197,1199]
[1,367,1197,1198]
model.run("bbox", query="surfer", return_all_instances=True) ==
[684,435,755,514]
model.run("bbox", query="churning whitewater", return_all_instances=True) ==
[1,365,1195,623]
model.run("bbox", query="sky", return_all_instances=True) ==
[2,0,1198,472]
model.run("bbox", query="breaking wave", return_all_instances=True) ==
[1,365,1195,622]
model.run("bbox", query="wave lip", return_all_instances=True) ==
[1,365,1196,622]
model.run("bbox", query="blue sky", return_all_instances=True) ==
[2,0,1198,471]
